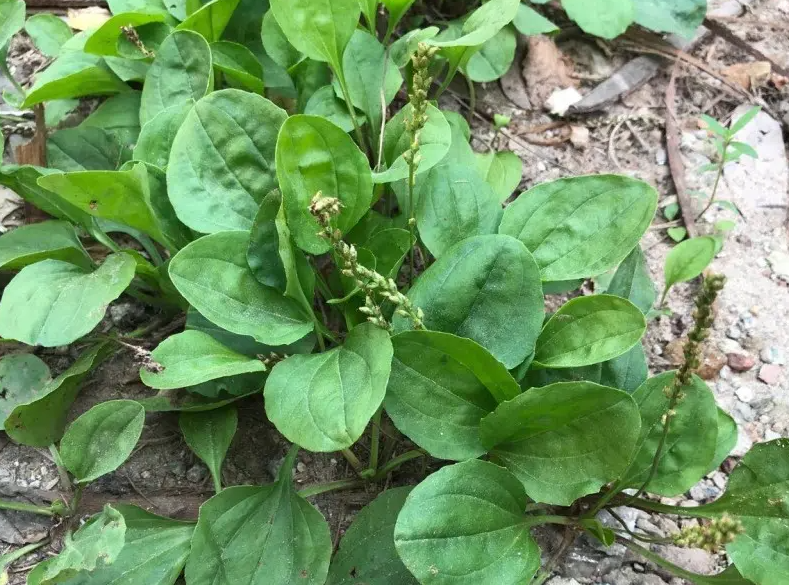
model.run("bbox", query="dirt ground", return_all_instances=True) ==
[1,0,788,583]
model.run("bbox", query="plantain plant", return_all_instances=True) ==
[0,1,784,584]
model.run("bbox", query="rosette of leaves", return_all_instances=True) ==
[0,1,785,584]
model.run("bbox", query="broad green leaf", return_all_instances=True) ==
[265,323,393,451]
[47,126,124,172]
[513,3,558,35]
[663,236,717,296]
[363,228,411,279]
[606,245,656,314]
[140,30,212,125]
[385,331,518,461]
[465,25,516,82]
[499,174,658,281]
[260,10,302,70]
[0,0,24,50]
[480,381,641,505]
[634,0,706,38]
[61,400,146,483]
[269,0,359,69]
[168,89,287,233]
[0,253,135,347]
[0,354,51,423]
[562,0,634,39]
[83,11,167,56]
[621,372,718,495]
[133,101,193,169]
[83,91,142,147]
[210,41,265,94]
[179,406,237,492]
[25,13,73,57]
[0,165,92,229]
[708,407,737,474]
[340,30,403,149]
[37,163,169,246]
[415,162,503,258]
[130,161,193,251]
[327,487,417,585]
[169,231,314,346]
[116,21,172,59]
[0,220,91,271]
[390,27,439,67]
[55,504,194,585]
[375,104,451,184]
[23,52,129,108]
[141,330,267,390]
[107,0,171,16]
[28,505,126,585]
[534,295,646,369]
[276,115,373,254]
[304,85,364,133]
[186,308,317,358]
[475,150,522,202]
[394,459,540,584]
[292,58,332,112]
[428,0,520,49]
[185,448,332,585]
[394,234,544,369]
[4,343,111,447]
[176,0,240,41]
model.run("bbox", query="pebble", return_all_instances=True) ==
[655,148,667,165]
[758,364,782,385]
[764,429,782,441]
[296,461,307,473]
[727,352,756,372]
[767,251,789,281]
[718,339,743,354]
[735,386,755,403]
[733,402,755,423]
[726,325,743,340]
[140,470,151,479]
[760,346,786,365]
[186,464,207,483]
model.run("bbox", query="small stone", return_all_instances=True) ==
[760,346,787,365]
[710,471,727,489]
[718,339,743,354]
[726,325,743,340]
[697,350,727,380]
[735,386,755,403]
[140,470,151,479]
[186,464,208,483]
[767,251,789,281]
[727,352,756,372]
[764,429,782,441]
[655,147,667,165]
[758,364,783,385]
[296,461,307,473]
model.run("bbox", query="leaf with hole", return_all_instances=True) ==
[0,354,51,424]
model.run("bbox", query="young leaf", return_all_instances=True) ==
[375,104,451,184]
[415,161,503,258]
[140,30,213,125]
[667,226,687,242]
[634,0,706,38]
[25,13,74,57]
[730,106,761,135]
[0,220,91,271]
[663,236,717,298]
[179,406,237,493]
[176,0,240,42]
[606,245,656,314]
[60,399,146,483]
[562,0,634,39]
[328,487,417,585]
[4,343,111,447]
[141,330,267,390]
[0,253,135,347]
[276,115,373,253]
[185,448,332,585]
[700,114,728,138]
[269,0,359,69]
[513,3,558,35]
[169,231,314,346]
[728,140,758,159]
[465,25,517,82]
[394,459,540,584]
[427,0,520,50]
[55,504,194,585]
[47,126,125,172]
[475,150,522,202]
[27,505,126,585]
[168,89,286,233]
[481,381,640,505]
[620,371,718,495]
[385,330,519,461]
[499,174,658,281]
[210,41,265,94]
[22,52,130,108]
[265,323,393,452]
[0,354,51,423]
[394,235,544,369]
[133,100,193,169]
[381,0,417,34]
[534,295,646,369]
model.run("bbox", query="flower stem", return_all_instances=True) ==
[0,499,57,517]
